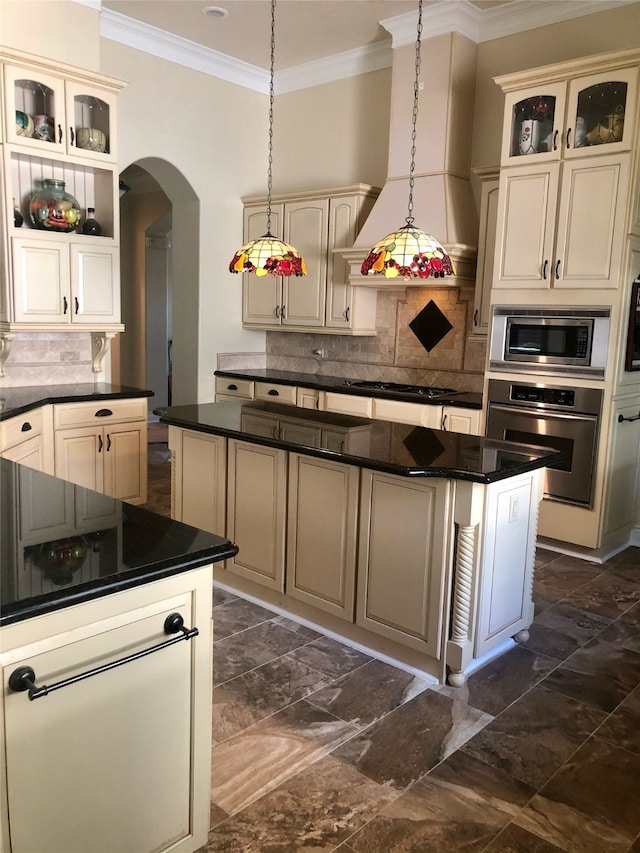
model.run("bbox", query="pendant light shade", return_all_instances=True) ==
[361,0,455,282]
[229,0,306,278]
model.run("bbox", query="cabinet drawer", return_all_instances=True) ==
[0,408,45,450]
[214,377,254,399]
[319,391,373,417]
[372,398,440,428]
[254,382,297,406]
[53,398,147,429]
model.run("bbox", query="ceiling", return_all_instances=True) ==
[100,0,521,71]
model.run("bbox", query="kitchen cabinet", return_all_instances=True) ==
[296,387,319,409]
[493,49,639,290]
[0,566,213,853]
[601,396,640,548]
[441,405,483,435]
[253,381,297,406]
[319,390,373,418]
[286,453,359,620]
[226,438,287,592]
[372,397,442,428]
[356,471,449,657]
[241,185,379,335]
[0,405,53,473]
[169,427,227,535]
[0,48,124,371]
[470,168,499,338]
[214,376,254,402]
[53,399,147,504]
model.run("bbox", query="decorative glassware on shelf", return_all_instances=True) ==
[74,95,109,153]
[13,198,23,228]
[14,79,55,143]
[577,81,627,147]
[29,179,80,232]
[513,95,555,156]
[81,207,103,236]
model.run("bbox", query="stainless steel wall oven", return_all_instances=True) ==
[489,306,611,379]
[486,379,603,507]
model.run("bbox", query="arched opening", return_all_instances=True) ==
[113,158,200,408]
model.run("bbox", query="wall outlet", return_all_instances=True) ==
[508,495,519,523]
[313,348,325,359]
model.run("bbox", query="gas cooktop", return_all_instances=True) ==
[343,380,455,399]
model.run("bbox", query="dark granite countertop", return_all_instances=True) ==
[0,383,154,421]
[158,400,561,484]
[214,369,483,409]
[0,459,237,626]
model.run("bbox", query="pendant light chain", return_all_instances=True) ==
[265,0,276,234]
[406,0,423,227]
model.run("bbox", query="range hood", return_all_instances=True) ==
[347,30,479,285]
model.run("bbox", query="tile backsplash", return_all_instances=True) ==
[265,286,486,393]
[1,332,97,386]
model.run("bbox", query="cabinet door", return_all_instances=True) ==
[471,172,499,336]
[3,64,66,152]
[54,426,103,492]
[279,420,322,446]
[11,237,70,322]
[170,428,226,535]
[0,435,46,471]
[242,204,283,326]
[356,471,449,657]
[325,196,358,329]
[296,387,319,409]
[287,453,358,619]
[493,163,559,289]
[70,243,120,322]
[603,398,640,539]
[2,589,210,853]
[282,199,328,327]
[226,439,286,592]
[500,83,566,166]
[103,421,147,504]
[64,80,118,162]
[553,154,629,289]
[17,467,73,542]
[441,406,482,435]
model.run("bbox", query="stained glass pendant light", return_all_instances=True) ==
[361,0,454,281]
[229,0,306,278]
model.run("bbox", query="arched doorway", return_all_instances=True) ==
[114,158,200,408]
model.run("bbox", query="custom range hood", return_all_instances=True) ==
[347,29,479,285]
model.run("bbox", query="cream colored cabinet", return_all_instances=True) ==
[169,427,226,535]
[0,405,53,473]
[296,387,319,409]
[286,453,359,620]
[470,168,499,338]
[441,406,482,435]
[226,439,287,592]
[602,397,640,547]
[372,397,442,428]
[10,235,119,324]
[319,390,373,418]
[356,470,450,658]
[53,399,147,504]
[0,567,213,853]
[254,381,297,406]
[242,185,378,334]
[494,154,630,290]
[494,50,639,291]
[214,376,254,402]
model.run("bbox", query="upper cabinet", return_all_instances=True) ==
[241,185,379,335]
[493,49,640,291]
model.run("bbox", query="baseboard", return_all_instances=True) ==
[536,533,633,564]
[631,525,640,547]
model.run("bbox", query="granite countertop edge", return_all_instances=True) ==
[0,384,155,421]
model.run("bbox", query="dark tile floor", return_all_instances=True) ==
[143,426,640,853]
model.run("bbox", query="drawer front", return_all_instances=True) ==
[53,398,148,429]
[254,382,297,406]
[0,407,45,450]
[319,391,373,418]
[214,377,254,399]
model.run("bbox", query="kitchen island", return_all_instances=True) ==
[0,458,238,853]
[160,400,562,687]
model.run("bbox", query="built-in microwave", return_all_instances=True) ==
[489,306,611,379]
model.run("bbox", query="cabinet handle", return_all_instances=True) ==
[442,413,448,430]
[618,411,640,423]
[473,309,478,326]
[74,297,79,315]
[106,433,111,452]
[542,259,548,280]
[69,127,75,145]
[63,296,68,315]
[57,124,63,144]
[267,389,279,396]
[8,613,199,702]
[274,305,280,318]
[281,304,286,319]
[227,384,238,391]
[345,306,350,322]
[555,260,561,280]
[565,128,572,149]
[98,434,103,453]
[95,408,113,417]
[552,130,558,151]
[20,422,32,433]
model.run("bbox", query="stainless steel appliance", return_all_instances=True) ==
[486,379,603,507]
[342,380,455,399]
[489,306,611,378]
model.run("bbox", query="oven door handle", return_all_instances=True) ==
[488,403,598,424]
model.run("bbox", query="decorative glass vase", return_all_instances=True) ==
[81,207,103,236]
[29,179,80,232]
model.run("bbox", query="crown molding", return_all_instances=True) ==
[96,0,640,93]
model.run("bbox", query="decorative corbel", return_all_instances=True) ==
[91,331,117,374]
[0,332,17,377]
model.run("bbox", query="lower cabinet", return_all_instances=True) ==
[0,566,214,853]
[441,405,483,435]
[170,428,227,534]
[356,471,450,657]
[602,396,640,546]
[0,406,53,474]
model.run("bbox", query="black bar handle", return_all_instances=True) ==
[345,306,350,323]
[552,129,558,151]
[542,259,548,280]
[74,297,79,315]
[8,613,198,701]
[69,127,74,146]
[20,422,32,433]
[98,434,103,453]
[281,304,286,319]
[565,128,572,149]
[555,260,561,280]
[106,433,111,452]
[63,296,68,315]
[57,124,63,144]
[618,411,640,423]
[94,408,113,417]
[473,309,478,326]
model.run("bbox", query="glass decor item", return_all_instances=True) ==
[13,198,23,228]
[81,207,102,236]
[29,179,80,232]
[360,0,454,282]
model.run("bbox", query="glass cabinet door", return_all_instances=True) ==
[65,81,118,163]
[4,65,65,151]
[501,83,566,165]
[565,67,638,157]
